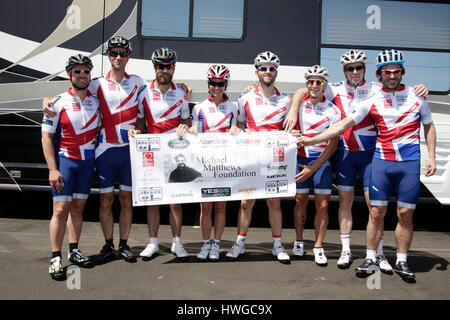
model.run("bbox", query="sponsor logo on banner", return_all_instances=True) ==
[168,138,189,149]
[236,139,260,145]
[136,137,160,151]
[273,147,285,162]
[199,138,229,146]
[265,134,289,147]
[265,180,288,194]
[171,190,194,198]
[201,187,231,197]
[138,187,162,202]
[143,152,154,167]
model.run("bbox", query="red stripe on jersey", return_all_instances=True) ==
[143,98,180,133]
[215,112,233,129]
[115,85,138,110]
[160,100,183,118]
[59,107,98,160]
[97,87,138,144]
[394,102,419,124]
[263,106,287,122]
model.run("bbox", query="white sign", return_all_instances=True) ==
[130,131,297,206]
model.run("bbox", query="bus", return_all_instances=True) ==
[0,0,449,203]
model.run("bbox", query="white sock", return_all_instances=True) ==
[340,234,351,252]
[366,249,377,262]
[396,251,408,264]
[213,239,220,246]
[237,233,246,245]
[173,237,181,245]
[273,236,282,247]
[202,239,210,246]
[376,237,384,256]
[149,237,158,245]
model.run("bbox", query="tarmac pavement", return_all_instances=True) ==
[0,217,448,305]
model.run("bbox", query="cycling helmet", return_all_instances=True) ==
[106,36,132,54]
[304,65,329,81]
[65,54,93,72]
[340,50,367,67]
[207,65,230,81]
[254,51,280,69]
[376,49,404,69]
[151,48,178,64]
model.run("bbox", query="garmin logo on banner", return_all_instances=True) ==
[168,138,189,149]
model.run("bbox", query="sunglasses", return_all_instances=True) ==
[381,69,402,76]
[209,81,227,87]
[306,79,325,86]
[155,63,175,70]
[108,50,130,58]
[259,66,277,72]
[345,65,364,72]
[72,69,91,75]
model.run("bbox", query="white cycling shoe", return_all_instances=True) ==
[140,243,159,260]
[273,245,290,263]
[171,242,189,260]
[313,247,328,266]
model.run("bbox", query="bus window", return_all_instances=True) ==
[139,0,245,40]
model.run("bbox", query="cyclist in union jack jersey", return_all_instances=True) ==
[189,64,239,261]
[129,48,192,261]
[292,65,341,267]
[297,49,436,282]
[287,50,428,272]
[42,54,99,280]
[226,51,292,264]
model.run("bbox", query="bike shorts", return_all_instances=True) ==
[336,149,374,192]
[95,145,132,193]
[369,158,421,209]
[296,156,332,195]
[52,156,95,202]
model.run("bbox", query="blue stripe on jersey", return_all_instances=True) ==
[398,144,420,160]
[84,148,95,160]
[120,129,129,143]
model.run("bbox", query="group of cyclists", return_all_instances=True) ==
[41,36,436,284]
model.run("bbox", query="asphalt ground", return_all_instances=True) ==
[0,191,449,317]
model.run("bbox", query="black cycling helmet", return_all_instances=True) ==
[151,47,178,64]
[65,54,93,72]
[106,36,132,54]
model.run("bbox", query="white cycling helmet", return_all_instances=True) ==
[376,49,404,69]
[304,65,329,81]
[151,47,178,64]
[254,51,280,69]
[207,65,230,81]
[340,50,367,67]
